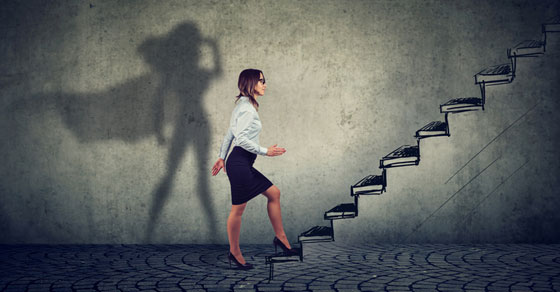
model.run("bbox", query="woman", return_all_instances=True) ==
[211,69,296,270]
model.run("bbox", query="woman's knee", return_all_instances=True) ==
[264,185,281,201]
[230,203,247,216]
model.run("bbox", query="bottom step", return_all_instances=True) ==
[265,248,303,281]
[265,249,302,263]
[298,225,334,243]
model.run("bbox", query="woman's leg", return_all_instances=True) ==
[262,185,291,249]
[227,202,248,264]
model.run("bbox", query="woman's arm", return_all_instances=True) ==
[219,127,234,160]
[206,38,222,77]
[212,128,234,176]
[234,110,286,157]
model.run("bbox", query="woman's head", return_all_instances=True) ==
[237,69,266,108]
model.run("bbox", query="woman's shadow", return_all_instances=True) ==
[139,22,221,242]
[53,22,221,242]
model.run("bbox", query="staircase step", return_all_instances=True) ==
[298,225,334,243]
[265,249,302,263]
[265,249,303,280]
[380,145,419,168]
[508,40,545,57]
[351,173,386,196]
[475,63,514,85]
[543,15,560,33]
[440,97,483,113]
[324,203,357,220]
[415,121,449,138]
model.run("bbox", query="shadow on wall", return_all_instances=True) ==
[10,22,222,242]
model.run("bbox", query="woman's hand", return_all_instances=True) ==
[211,158,226,176]
[267,144,286,157]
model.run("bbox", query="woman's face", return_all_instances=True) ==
[253,73,266,96]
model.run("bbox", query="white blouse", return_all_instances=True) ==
[218,96,268,159]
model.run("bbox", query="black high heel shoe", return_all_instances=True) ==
[273,237,299,256]
[228,252,254,270]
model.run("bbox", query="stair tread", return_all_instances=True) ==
[513,40,544,49]
[380,145,420,168]
[298,226,333,242]
[543,16,560,32]
[418,120,446,131]
[509,40,545,57]
[475,63,514,85]
[324,203,356,220]
[351,174,385,195]
[441,97,482,106]
[477,63,512,76]
[544,15,560,24]
[326,203,356,213]
[265,250,302,262]
[415,121,449,138]
[440,97,483,113]
[383,145,419,159]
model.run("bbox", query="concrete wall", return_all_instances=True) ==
[1,0,559,244]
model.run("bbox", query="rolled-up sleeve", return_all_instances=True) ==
[234,110,268,156]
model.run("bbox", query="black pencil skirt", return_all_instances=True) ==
[226,146,273,205]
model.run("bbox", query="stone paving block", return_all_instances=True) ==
[216,279,238,286]
[138,281,158,286]
[256,287,282,292]
[411,283,438,289]
[233,282,256,289]
[206,289,232,292]
[412,278,442,285]
[156,283,178,288]
[336,279,362,284]
[180,284,206,290]
[295,275,318,280]
[386,286,412,292]
[53,288,74,292]
[283,282,307,287]
[309,283,333,289]
[245,276,267,281]
[286,278,313,284]
[257,282,283,288]
[310,280,333,285]
[464,280,490,288]
[119,287,141,292]
[437,283,464,289]
[510,285,532,292]
[333,283,360,289]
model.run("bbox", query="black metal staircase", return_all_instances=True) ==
[264,15,560,281]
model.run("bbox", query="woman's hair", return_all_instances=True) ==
[236,69,264,109]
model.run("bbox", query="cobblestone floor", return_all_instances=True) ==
[1,243,559,291]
